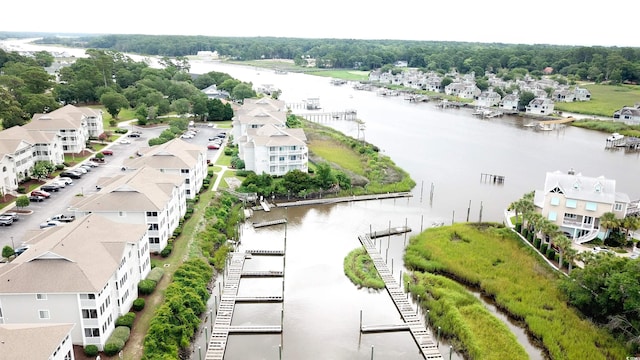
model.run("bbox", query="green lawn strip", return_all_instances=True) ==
[215,153,232,167]
[556,84,640,117]
[404,223,628,360]
[303,69,370,81]
[411,272,528,360]
[308,139,365,176]
[571,119,640,138]
[343,247,385,289]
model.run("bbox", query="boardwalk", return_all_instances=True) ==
[358,234,443,359]
[253,218,287,228]
[275,192,412,208]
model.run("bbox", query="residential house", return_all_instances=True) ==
[201,84,230,99]
[232,101,287,146]
[525,98,555,115]
[445,83,481,100]
[475,89,502,108]
[499,92,519,111]
[70,167,186,253]
[0,323,76,360]
[0,214,151,351]
[533,170,630,243]
[241,123,308,176]
[123,138,207,199]
[613,104,640,125]
[49,105,105,138]
[24,112,88,154]
[573,87,591,101]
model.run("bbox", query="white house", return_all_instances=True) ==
[0,215,151,351]
[52,105,105,138]
[241,123,308,176]
[124,138,207,199]
[613,104,640,125]
[525,98,555,115]
[533,170,630,243]
[475,89,502,107]
[500,93,519,111]
[24,113,88,154]
[232,99,288,146]
[0,323,76,360]
[70,167,186,253]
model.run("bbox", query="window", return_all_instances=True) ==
[36,294,47,300]
[585,202,597,211]
[39,310,50,319]
[548,212,557,221]
[565,199,577,208]
[181,169,189,174]
[550,197,560,206]
[614,203,623,211]
[80,294,96,300]
[84,328,100,337]
[146,211,158,217]
[82,309,98,319]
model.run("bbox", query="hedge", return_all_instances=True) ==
[147,267,164,283]
[115,312,136,328]
[138,279,157,295]
[133,298,146,311]
[84,345,99,357]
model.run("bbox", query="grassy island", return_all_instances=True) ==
[343,248,385,289]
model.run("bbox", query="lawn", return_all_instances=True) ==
[308,139,365,176]
[555,84,640,117]
[303,69,370,81]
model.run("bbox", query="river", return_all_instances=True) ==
[3,39,637,359]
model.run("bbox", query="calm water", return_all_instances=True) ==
[4,39,635,358]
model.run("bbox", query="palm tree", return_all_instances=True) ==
[622,216,639,242]
[554,234,572,270]
[564,246,579,274]
[541,220,559,249]
[519,197,535,230]
[599,212,619,238]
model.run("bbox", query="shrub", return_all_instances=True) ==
[160,244,173,258]
[533,238,540,248]
[115,312,136,328]
[540,243,548,254]
[138,279,157,295]
[104,339,125,356]
[111,326,131,342]
[55,164,65,170]
[546,248,556,260]
[132,298,146,311]
[172,227,182,237]
[17,187,26,194]
[84,345,99,357]
[147,267,165,283]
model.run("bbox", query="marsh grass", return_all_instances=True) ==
[343,247,385,289]
[404,223,628,360]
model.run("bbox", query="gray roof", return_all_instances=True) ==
[125,138,204,170]
[0,323,74,360]
[247,124,307,147]
[0,214,147,293]
[72,167,184,212]
[542,170,626,204]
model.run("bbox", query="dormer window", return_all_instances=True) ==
[573,181,581,190]
[594,182,602,193]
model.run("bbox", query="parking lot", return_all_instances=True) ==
[0,123,229,251]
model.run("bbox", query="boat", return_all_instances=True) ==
[606,133,624,142]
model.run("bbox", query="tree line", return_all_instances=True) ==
[34,34,640,84]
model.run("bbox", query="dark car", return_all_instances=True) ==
[101,150,114,156]
[128,132,142,138]
[29,195,46,202]
[31,190,51,198]
[41,184,61,192]
[60,171,82,179]
[216,132,227,138]
[90,157,105,163]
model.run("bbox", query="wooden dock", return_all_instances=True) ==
[275,192,413,208]
[241,270,284,277]
[205,252,246,360]
[235,295,283,303]
[370,226,411,239]
[253,218,287,228]
[480,173,505,184]
[228,325,282,334]
[296,109,358,122]
[361,323,411,333]
[357,234,443,359]
[245,249,286,256]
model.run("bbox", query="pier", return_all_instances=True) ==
[370,226,412,239]
[253,218,287,228]
[480,173,505,184]
[296,109,358,122]
[357,234,443,359]
[275,192,413,208]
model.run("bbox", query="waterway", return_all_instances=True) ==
[3,39,637,358]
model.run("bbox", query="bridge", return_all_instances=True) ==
[358,234,444,359]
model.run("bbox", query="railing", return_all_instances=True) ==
[576,229,600,244]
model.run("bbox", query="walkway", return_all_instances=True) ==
[275,192,413,208]
[357,234,443,359]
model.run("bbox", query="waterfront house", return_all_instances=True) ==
[232,103,287,145]
[525,98,555,115]
[201,84,230,99]
[499,92,519,111]
[613,104,640,125]
[24,112,88,154]
[0,215,150,351]
[0,323,76,360]
[475,89,502,107]
[124,138,207,199]
[240,123,308,176]
[533,170,630,243]
[70,167,186,253]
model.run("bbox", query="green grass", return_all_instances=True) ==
[571,119,640,137]
[303,69,370,81]
[555,84,640,117]
[404,223,629,360]
[214,152,232,167]
[308,139,365,175]
[409,272,528,360]
[343,247,385,289]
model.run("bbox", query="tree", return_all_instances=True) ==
[15,195,29,209]
[100,91,129,119]
[517,91,536,111]
[553,234,572,270]
[2,245,14,259]
[600,212,619,237]
[31,161,56,180]
[231,83,256,101]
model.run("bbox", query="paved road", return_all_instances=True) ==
[0,123,225,251]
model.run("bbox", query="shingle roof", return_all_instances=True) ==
[124,138,203,170]
[543,170,622,204]
[0,323,74,360]
[0,214,147,293]
[247,124,307,147]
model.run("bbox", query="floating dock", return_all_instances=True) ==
[369,226,411,239]
[253,218,287,228]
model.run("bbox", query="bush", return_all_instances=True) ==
[55,164,65,170]
[533,238,540,248]
[84,345,99,357]
[115,312,136,328]
[546,248,556,260]
[160,244,173,258]
[111,326,131,342]
[138,279,157,295]
[17,187,26,194]
[114,128,128,134]
[132,298,146,311]
[147,266,165,283]
[540,243,548,254]
[104,339,125,356]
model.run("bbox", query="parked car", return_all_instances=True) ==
[118,139,131,144]
[90,157,105,163]
[207,142,220,150]
[29,194,46,202]
[180,134,194,139]
[80,165,92,172]
[101,150,114,156]
[60,171,82,179]
[0,215,14,226]
[74,167,88,174]
[47,214,76,223]
[128,132,142,138]
[39,220,63,229]
[630,253,639,260]
[3,212,19,221]
[31,190,51,198]
[56,177,73,186]
[14,245,30,256]
[217,132,227,138]
[41,184,61,192]
[84,162,99,167]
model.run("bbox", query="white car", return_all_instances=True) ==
[119,139,131,144]
[180,134,194,139]
[40,220,63,229]
[57,177,74,185]
[74,167,88,174]
[84,162,99,168]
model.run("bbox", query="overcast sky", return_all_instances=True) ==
[3,0,638,47]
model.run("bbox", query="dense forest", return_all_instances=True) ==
[29,33,640,84]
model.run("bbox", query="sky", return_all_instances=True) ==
[3,0,639,47]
